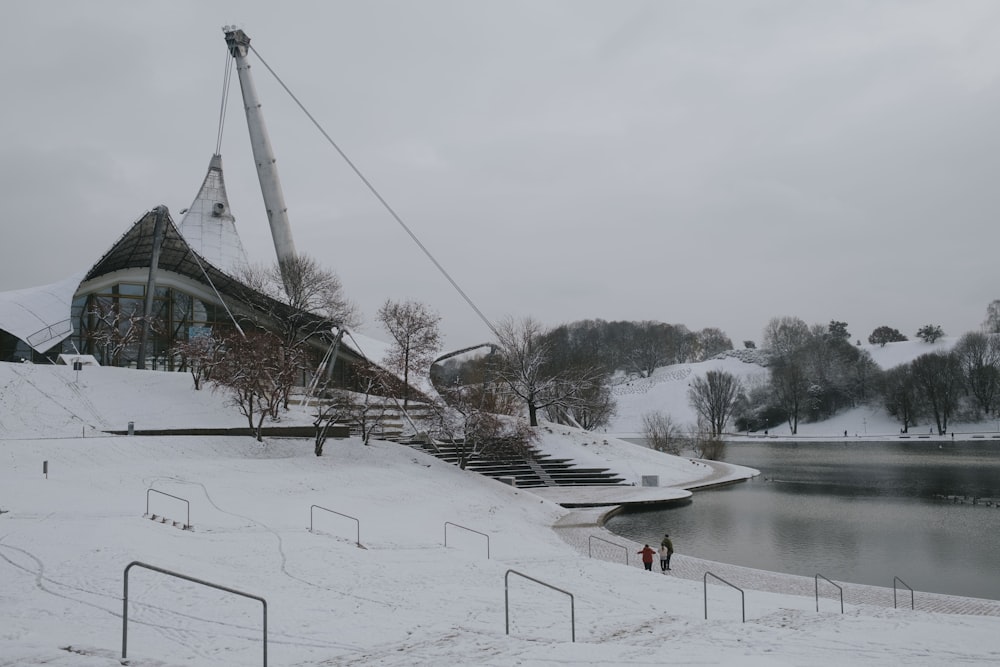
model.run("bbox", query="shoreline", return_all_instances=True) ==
[614,431,1000,443]
[552,490,1000,615]
[566,452,1000,608]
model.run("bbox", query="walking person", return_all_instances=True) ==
[660,534,674,571]
[659,543,670,572]
[637,544,656,571]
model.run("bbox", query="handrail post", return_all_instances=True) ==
[505,569,575,642]
[587,535,629,566]
[815,574,844,614]
[309,505,361,546]
[145,488,192,529]
[123,560,267,664]
[444,522,491,559]
[703,571,745,623]
[893,576,914,610]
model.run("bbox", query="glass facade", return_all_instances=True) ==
[1,279,362,395]
[69,282,225,370]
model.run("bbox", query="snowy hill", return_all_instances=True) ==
[606,338,974,439]
[2,359,998,665]
[0,362,252,438]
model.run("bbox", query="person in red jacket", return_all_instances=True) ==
[637,544,656,571]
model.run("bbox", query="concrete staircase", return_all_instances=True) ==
[298,393,627,488]
[405,440,627,488]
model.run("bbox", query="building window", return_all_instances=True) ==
[69,283,226,370]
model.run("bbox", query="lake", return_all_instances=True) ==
[605,439,1000,600]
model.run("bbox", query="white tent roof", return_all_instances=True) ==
[0,271,84,352]
[176,154,249,277]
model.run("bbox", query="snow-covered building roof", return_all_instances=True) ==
[0,272,85,352]
[0,154,256,355]
[0,156,366,367]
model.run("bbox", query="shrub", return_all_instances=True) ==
[642,411,684,455]
[694,436,726,461]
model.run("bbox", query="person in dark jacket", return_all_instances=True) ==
[638,544,656,571]
[660,534,674,571]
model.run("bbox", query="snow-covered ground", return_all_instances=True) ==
[2,356,999,665]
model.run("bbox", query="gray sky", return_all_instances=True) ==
[2,1,999,350]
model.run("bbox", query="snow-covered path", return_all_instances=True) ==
[553,507,1000,617]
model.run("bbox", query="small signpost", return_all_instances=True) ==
[43,460,48,479]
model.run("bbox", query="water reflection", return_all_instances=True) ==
[606,440,1000,600]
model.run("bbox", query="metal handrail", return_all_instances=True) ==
[309,505,360,546]
[815,574,844,613]
[444,521,490,559]
[146,488,191,529]
[893,576,914,609]
[123,561,267,665]
[587,535,628,565]
[27,319,72,347]
[704,571,745,622]
[505,569,575,642]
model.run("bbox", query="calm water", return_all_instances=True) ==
[605,440,1000,600]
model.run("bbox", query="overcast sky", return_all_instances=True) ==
[2,1,999,350]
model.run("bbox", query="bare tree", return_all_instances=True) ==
[642,411,684,455]
[984,300,1000,334]
[171,335,223,390]
[769,354,810,434]
[377,299,441,409]
[690,429,726,461]
[491,316,606,427]
[337,362,394,445]
[880,364,920,433]
[235,254,360,346]
[210,329,306,441]
[312,391,356,456]
[430,386,538,469]
[312,367,392,453]
[624,339,669,378]
[953,332,1000,416]
[910,352,964,435]
[688,370,744,437]
[762,316,811,357]
[694,327,733,361]
[621,322,677,377]
[547,381,616,430]
[86,299,161,367]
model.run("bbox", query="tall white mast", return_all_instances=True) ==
[223,27,298,282]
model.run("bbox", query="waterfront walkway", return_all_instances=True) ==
[550,502,1000,618]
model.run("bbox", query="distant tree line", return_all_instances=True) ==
[879,332,1000,435]
[731,313,1000,435]
[733,317,882,434]
[437,305,1000,440]
[184,267,1000,447]
[435,309,1000,438]
[432,318,736,432]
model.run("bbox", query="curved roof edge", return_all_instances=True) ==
[0,271,85,352]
